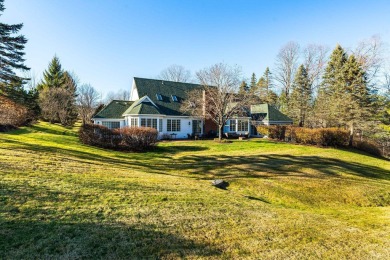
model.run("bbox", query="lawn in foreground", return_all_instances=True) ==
[0,122,389,259]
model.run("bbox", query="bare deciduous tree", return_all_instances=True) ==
[303,44,329,90]
[181,63,250,141]
[274,41,300,108]
[352,35,385,85]
[104,89,130,104]
[77,84,100,125]
[158,64,191,82]
[39,87,76,126]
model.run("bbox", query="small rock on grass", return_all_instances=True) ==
[212,179,229,189]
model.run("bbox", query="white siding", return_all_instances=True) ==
[129,79,139,101]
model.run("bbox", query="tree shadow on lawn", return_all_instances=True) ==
[3,124,77,137]
[133,154,390,181]
[2,138,389,182]
[0,219,222,259]
[2,138,203,161]
[0,182,221,258]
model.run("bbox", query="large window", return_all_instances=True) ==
[102,121,120,129]
[140,118,158,129]
[229,119,236,132]
[130,118,138,127]
[159,119,163,132]
[167,119,181,132]
[237,119,248,132]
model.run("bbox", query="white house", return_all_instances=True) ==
[92,78,203,139]
[92,77,293,139]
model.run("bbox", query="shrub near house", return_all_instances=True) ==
[257,125,349,147]
[0,96,28,131]
[79,124,158,151]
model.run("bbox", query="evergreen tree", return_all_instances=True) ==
[250,73,257,89]
[249,73,257,94]
[315,45,348,127]
[257,67,274,103]
[238,80,249,94]
[315,45,372,145]
[0,0,29,87]
[37,56,65,90]
[38,56,78,126]
[289,65,311,127]
[62,71,78,125]
[0,0,39,127]
[342,55,371,145]
[257,76,266,100]
[263,67,272,92]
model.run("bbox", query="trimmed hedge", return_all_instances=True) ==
[79,124,158,151]
[256,125,349,147]
[293,127,349,147]
[119,127,158,151]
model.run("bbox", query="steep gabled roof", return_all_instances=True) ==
[93,100,133,119]
[123,96,162,115]
[251,104,293,122]
[134,77,201,116]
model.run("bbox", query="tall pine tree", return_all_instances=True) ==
[37,56,65,90]
[257,67,277,104]
[289,65,311,127]
[38,56,78,126]
[315,45,372,145]
[342,54,371,145]
[62,71,78,125]
[0,0,29,87]
[249,73,258,94]
[315,45,348,127]
[0,0,39,127]
[238,80,249,94]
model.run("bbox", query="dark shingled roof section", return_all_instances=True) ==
[134,77,201,116]
[251,104,293,122]
[93,100,133,119]
[123,97,162,115]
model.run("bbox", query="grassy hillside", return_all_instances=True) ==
[1,122,389,259]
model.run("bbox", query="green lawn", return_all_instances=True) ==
[1,122,389,259]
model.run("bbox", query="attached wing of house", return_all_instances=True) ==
[92,78,204,139]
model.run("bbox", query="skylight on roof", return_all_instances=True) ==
[171,95,178,102]
[156,94,163,101]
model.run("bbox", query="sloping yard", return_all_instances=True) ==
[0,122,389,259]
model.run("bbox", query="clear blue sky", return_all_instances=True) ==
[3,0,390,96]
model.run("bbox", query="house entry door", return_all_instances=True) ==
[192,120,202,135]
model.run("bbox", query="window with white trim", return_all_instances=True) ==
[237,119,248,132]
[141,118,158,129]
[229,119,236,132]
[102,121,120,129]
[130,118,138,127]
[156,94,163,101]
[167,119,181,132]
[159,119,163,132]
[171,95,178,102]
